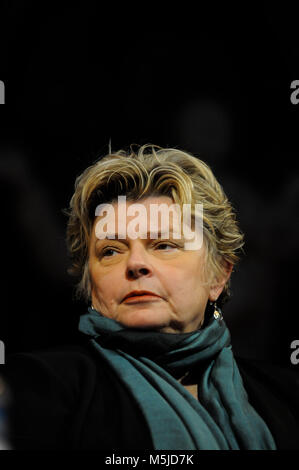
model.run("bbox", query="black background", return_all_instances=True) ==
[0,3,298,367]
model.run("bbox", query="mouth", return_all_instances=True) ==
[122,291,162,304]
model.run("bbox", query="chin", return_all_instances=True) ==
[118,308,170,331]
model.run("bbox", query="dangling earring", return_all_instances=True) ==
[210,300,223,320]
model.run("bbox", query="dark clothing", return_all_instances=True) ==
[2,342,299,450]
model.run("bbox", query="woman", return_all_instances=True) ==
[4,145,299,450]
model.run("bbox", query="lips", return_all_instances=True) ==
[122,290,161,303]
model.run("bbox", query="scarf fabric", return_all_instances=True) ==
[78,307,276,450]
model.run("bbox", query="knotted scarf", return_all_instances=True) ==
[78,307,276,450]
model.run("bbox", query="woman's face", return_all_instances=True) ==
[89,196,229,333]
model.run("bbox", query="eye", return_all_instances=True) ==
[155,242,178,251]
[101,247,119,258]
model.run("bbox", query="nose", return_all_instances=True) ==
[126,242,153,280]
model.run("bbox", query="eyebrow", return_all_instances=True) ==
[95,230,182,242]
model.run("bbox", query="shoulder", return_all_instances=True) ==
[5,341,97,369]
[1,342,154,450]
[1,342,107,449]
[236,356,299,450]
[2,342,101,401]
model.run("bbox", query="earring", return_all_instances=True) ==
[210,300,223,320]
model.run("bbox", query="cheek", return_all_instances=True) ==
[167,255,205,282]
[92,277,120,308]
[163,258,206,297]
[160,265,195,295]
[90,264,119,299]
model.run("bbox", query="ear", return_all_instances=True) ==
[208,260,233,302]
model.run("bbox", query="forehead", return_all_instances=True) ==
[91,194,204,251]
[93,195,181,240]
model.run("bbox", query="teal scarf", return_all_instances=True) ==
[79,308,276,450]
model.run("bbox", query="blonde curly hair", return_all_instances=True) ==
[65,144,244,305]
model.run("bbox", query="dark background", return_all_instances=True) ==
[0,3,298,366]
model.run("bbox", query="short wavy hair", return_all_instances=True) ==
[65,144,244,306]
